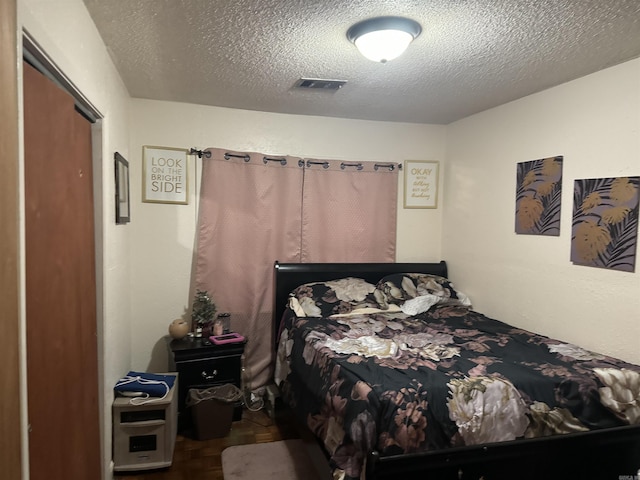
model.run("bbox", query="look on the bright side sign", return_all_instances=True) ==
[142,146,189,205]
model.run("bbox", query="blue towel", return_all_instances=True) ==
[114,371,176,398]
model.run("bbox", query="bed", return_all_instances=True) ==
[272,261,640,480]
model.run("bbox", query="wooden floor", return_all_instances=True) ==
[114,407,302,480]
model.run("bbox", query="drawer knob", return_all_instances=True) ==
[201,369,218,380]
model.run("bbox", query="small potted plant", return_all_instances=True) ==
[191,290,217,337]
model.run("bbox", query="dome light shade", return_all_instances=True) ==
[347,16,422,63]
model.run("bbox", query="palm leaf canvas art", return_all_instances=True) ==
[571,176,639,272]
[515,156,563,235]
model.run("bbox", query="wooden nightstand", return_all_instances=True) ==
[169,337,246,432]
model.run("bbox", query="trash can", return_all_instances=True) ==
[186,384,243,440]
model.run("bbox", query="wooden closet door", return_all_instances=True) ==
[23,61,101,479]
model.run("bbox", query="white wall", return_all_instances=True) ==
[128,99,446,372]
[444,58,640,365]
[18,0,131,478]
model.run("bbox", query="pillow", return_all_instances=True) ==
[289,277,380,317]
[375,273,471,313]
[400,294,441,315]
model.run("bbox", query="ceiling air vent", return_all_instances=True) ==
[294,78,347,91]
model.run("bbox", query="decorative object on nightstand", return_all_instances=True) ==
[210,332,245,345]
[168,318,189,339]
[213,314,224,336]
[191,289,216,337]
[213,312,231,336]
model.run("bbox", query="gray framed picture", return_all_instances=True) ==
[115,152,130,224]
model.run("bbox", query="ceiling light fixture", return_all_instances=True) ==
[347,16,422,63]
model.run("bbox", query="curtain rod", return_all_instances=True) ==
[189,148,211,159]
[192,148,402,170]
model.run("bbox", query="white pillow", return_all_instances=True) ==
[400,294,441,315]
[401,291,472,315]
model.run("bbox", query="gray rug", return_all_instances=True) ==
[221,439,325,480]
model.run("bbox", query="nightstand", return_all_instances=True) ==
[169,337,246,432]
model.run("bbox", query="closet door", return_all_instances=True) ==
[23,61,101,479]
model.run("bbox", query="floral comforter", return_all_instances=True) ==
[274,275,640,480]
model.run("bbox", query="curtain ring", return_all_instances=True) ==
[263,156,287,166]
[374,163,396,171]
[224,153,251,162]
[340,162,363,171]
[306,160,329,169]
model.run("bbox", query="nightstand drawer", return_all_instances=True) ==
[178,355,240,388]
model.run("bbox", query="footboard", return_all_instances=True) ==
[365,425,640,480]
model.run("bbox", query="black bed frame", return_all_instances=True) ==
[272,261,640,480]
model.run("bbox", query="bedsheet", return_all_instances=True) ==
[275,305,640,480]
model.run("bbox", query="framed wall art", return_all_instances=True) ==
[571,176,639,272]
[515,155,563,236]
[404,160,439,209]
[114,152,130,224]
[142,146,189,204]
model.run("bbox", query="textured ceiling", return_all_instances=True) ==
[83,0,640,125]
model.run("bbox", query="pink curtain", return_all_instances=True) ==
[301,159,397,262]
[194,149,398,389]
[194,148,302,388]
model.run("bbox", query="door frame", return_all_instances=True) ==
[0,0,22,475]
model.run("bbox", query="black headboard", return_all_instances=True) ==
[272,261,448,355]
